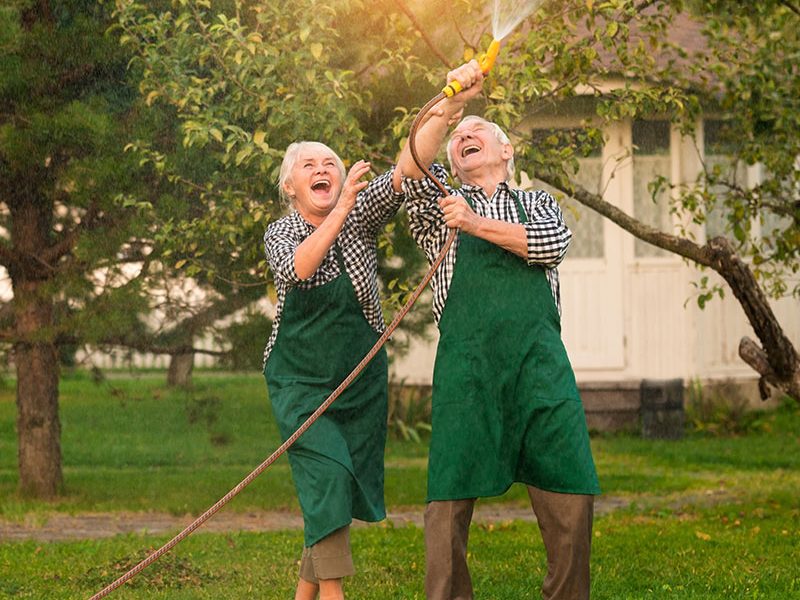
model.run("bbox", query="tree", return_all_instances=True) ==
[118,0,798,405]
[113,0,439,361]
[0,0,161,496]
[0,0,265,498]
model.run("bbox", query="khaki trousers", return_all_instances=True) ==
[425,486,594,600]
[299,525,355,584]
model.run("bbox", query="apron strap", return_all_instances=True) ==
[333,240,346,273]
[508,189,528,225]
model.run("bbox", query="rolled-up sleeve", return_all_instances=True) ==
[403,164,453,260]
[356,166,406,236]
[523,190,573,267]
[264,219,301,286]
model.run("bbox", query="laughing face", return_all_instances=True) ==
[447,117,514,185]
[283,145,344,222]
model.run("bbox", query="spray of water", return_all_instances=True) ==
[491,0,547,41]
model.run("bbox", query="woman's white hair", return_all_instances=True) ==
[446,115,515,182]
[278,141,346,204]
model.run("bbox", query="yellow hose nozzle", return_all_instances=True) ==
[441,39,501,98]
[479,39,501,74]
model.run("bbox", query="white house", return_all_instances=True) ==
[390,12,799,422]
[390,109,799,415]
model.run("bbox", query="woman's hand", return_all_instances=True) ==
[335,159,371,215]
[423,104,465,127]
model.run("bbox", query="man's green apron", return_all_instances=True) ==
[428,192,600,501]
[264,243,388,546]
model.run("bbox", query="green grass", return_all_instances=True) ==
[0,372,432,517]
[1,500,798,598]
[1,373,799,598]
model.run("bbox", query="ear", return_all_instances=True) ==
[501,143,514,162]
[283,179,296,199]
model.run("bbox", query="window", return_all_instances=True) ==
[703,119,749,240]
[632,120,672,258]
[560,158,605,258]
[529,129,604,259]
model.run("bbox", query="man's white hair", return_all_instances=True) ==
[446,115,515,182]
[278,141,346,204]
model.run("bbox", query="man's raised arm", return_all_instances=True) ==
[397,60,484,181]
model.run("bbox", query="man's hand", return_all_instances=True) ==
[440,195,481,234]
[446,59,484,104]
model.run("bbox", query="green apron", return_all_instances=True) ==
[264,243,388,546]
[427,192,600,501]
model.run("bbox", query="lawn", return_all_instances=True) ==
[1,372,798,598]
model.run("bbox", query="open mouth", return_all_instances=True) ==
[461,145,481,158]
[311,179,332,193]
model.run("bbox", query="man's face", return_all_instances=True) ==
[449,120,511,182]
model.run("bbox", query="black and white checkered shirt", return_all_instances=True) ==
[263,167,404,364]
[403,164,572,325]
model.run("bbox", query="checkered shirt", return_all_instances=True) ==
[403,164,572,325]
[263,167,404,364]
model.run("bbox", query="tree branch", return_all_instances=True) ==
[537,174,715,267]
[64,334,230,358]
[0,241,19,270]
[394,0,454,69]
[780,1,800,17]
[21,0,54,29]
[189,4,261,100]
[538,175,799,402]
[632,0,661,14]
[160,289,258,340]
[449,13,477,49]
[40,205,102,266]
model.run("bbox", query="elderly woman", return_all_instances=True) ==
[263,141,404,600]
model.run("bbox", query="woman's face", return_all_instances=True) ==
[283,146,343,224]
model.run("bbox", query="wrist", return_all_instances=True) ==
[466,213,485,236]
[328,203,351,223]
[443,96,468,113]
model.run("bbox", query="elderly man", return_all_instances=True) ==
[399,61,600,600]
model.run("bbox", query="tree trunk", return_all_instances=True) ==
[706,238,800,401]
[167,351,194,387]
[14,281,63,498]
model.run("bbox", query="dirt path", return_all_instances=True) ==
[1,497,631,542]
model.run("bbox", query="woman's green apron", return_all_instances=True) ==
[428,192,600,501]
[264,243,388,546]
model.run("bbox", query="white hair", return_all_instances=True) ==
[278,141,346,204]
[446,115,515,182]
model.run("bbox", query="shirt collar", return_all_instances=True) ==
[290,209,317,232]
[460,180,511,201]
